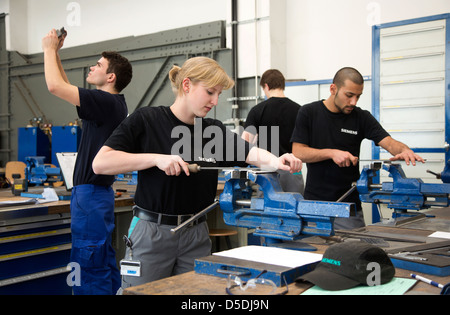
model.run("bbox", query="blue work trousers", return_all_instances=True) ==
[70,184,121,295]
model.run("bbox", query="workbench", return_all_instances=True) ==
[0,183,135,294]
[0,183,135,219]
[124,207,450,296]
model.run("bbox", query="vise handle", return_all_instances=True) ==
[170,200,219,234]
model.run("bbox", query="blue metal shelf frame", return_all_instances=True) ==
[371,13,450,223]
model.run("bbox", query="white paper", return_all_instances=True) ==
[56,152,77,190]
[428,231,450,240]
[37,188,59,204]
[213,246,322,268]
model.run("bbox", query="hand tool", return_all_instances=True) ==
[359,159,394,164]
[187,164,273,174]
[334,229,425,244]
[387,241,450,277]
[56,27,67,38]
[391,252,428,261]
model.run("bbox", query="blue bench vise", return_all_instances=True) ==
[24,156,62,186]
[219,169,353,250]
[357,161,450,220]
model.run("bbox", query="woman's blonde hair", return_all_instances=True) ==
[169,57,235,96]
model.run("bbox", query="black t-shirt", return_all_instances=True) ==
[74,88,128,187]
[244,97,301,156]
[290,100,390,206]
[104,106,252,215]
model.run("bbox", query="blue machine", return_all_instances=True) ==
[172,169,352,250]
[357,161,450,220]
[172,168,353,251]
[116,171,138,185]
[18,126,81,168]
[24,156,62,186]
[220,170,353,248]
[18,127,50,164]
[51,126,81,168]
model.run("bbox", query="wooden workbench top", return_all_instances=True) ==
[124,208,450,296]
[124,241,450,296]
[0,182,135,219]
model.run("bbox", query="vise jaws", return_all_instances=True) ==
[24,156,62,186]
[219,169,353,248]
[357,162,450,219]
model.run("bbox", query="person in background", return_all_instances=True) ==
[42,28,133,295]
[242,69,304,194]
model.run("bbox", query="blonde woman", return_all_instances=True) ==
[93,57,302,289]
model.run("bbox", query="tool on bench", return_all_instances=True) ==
[387,240,450,276]
[172,167,353,251]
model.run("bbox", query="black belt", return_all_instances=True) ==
[133,206,206,226]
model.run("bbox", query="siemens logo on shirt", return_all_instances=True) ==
[341,128,358,136]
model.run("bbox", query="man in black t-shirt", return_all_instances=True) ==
[42,29,132,295]
[242,69,304,194]
[291,67,424,229]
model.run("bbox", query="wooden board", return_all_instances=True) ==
[5,161,26,184]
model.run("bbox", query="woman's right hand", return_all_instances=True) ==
[155,155,190,176]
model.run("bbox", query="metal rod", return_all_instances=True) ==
[170,201,220,234]
[336,184,357,202]
[236,199,251,207]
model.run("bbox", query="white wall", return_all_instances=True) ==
[3,0,228,53]
[285,0,450,80]
[1,0,449,81]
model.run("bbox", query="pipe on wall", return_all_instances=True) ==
[231,0,239,120]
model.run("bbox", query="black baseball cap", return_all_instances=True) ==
[296,241,395,291]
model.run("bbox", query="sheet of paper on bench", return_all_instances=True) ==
[428,231,450,240]
[213,246,323,268]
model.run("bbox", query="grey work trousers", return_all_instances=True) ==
[120,217,211,290]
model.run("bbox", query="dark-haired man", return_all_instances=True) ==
[242,69,304,194]
[291,67,424,229]
[42,29,133,295]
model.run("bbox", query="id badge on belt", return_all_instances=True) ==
[120,235,141,277]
